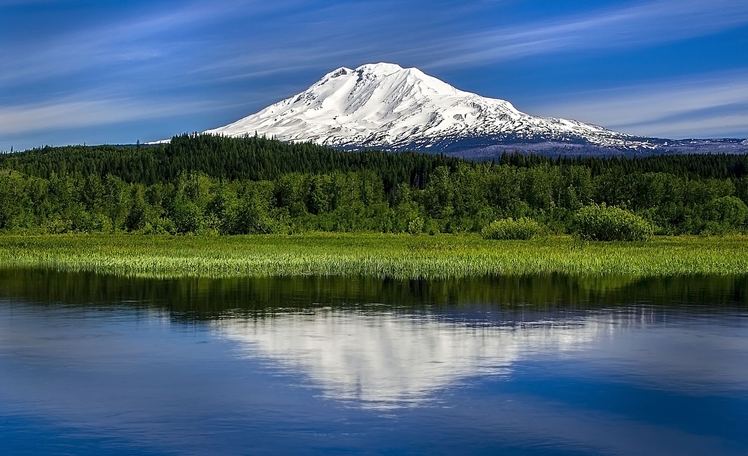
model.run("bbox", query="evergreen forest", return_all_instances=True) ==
[1,134,747,236]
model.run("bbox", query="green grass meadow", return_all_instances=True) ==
[0,233,747,279]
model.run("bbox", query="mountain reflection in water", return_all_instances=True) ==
[217,311,607,408]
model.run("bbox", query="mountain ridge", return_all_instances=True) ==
[194,63,747,156]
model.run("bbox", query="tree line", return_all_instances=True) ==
[0,134,746,235]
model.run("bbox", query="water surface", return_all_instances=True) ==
[1,271,746,455]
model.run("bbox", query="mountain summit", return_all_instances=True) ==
[202,63,744,155]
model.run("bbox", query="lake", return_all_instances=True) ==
[0,270,746,455]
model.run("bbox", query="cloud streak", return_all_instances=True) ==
[531,71,748,138]
[0,95,232,136]
[422,0,748,68]
[0,0,299,89]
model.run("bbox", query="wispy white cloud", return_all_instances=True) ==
[0,0,299,88]
[185,0,748,84]
[530,71,748,138]
[0,95,233,135]
[6,0,745,88]
[422,0,748,68]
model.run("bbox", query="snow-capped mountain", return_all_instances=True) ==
[205,63,656,153]
[202,63,746,155]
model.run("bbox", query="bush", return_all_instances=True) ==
[171,199,203,234]
[702,196,748,234]
[481,217,543,240]
[424,219,440,235]
[574,204,653,241]
[407,216,424,235]
[232,194,278,234]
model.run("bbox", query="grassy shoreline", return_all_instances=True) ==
[0,233,747,279]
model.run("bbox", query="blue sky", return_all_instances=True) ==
[1,0,747,150]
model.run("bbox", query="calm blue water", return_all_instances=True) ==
[0,271,746,455]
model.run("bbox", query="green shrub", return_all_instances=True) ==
[574,204,653,241]
[232,194,278,234]
[424,219,440,236]
[46,216,73,234]
[481,217,543,240]
[702,196,748,234]
[171,199,203,234]
[407,216,425,235]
